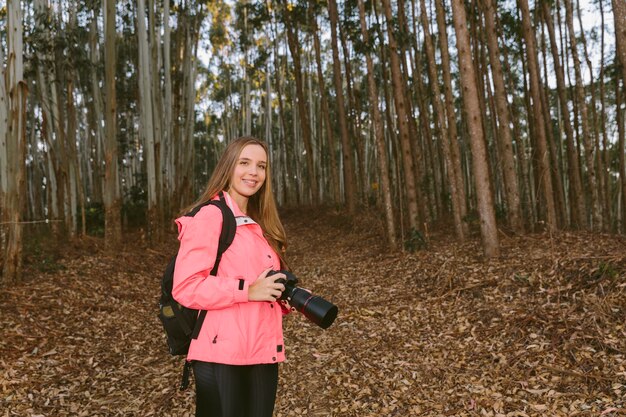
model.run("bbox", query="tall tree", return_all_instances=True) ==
[450,0,500,257]
[137,0,159,239]
[564,0,601,230]
[328,0,357,212]
[518,0,557,231]
[310,9,340,204]
[541,1,586,229]
[104,0,122,248]
[434,0,467,232]
[481,0,523,233]
[357,0,397,249]
[282,1,319,204]
[617,82,626,232]
[381,0,420,231]
[615,0,626,85]
[419,0,465,239]
[1,0,28,282]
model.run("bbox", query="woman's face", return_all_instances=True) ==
[229,144,267,201]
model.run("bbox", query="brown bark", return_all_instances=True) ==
[338,22,365,198]
[450,0,500,257]
[541,1,586,229]
[104,0,122,248]
[328,0,357,213]
[434,0,468,232]
[283,3,319,205]
[1,0,28,283]
[564,0,601,230]
[357,0,397,249]
[310,11,340,204]
[419,0,464,239]
[614,0,626,86]
[617,83,626,233]
[481,0,523,233]
[518,0,557,231]
[381,0,420,231]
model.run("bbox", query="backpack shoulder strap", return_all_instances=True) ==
[205,191,236,275]
[190,191,236,340]
[184,191,236,274]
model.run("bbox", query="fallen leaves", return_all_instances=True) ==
[1,210,625,416]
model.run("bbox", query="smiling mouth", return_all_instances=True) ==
[243,179,258,187]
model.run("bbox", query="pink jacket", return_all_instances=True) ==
[172,192,286,365]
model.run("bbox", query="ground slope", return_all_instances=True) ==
[1,209,625,416]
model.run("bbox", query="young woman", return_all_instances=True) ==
[172,136,289,417]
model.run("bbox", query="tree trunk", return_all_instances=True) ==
[519,0,557,231]
[328,0,357,213]
[614,0,626,86]
[541,1,586,229]
[419,0,464,239]
[137,0,159,240]
[89,10,104,205]
[617,82,626,233]
[357,0,397,249]
[1,0,28,283]
[450,0,500,258]
[381,0,420,231]
[434,0,468,233]
[311,12,340,204]
[564,0,601,230]
[163,0,173,217]
[481,0,523,233]
[283,2,318,205]
[104,0,122,249]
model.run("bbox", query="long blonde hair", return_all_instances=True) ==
[182,136,287,267]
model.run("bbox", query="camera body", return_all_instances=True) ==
[268,270,338,329]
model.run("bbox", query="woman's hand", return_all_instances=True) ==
[248,269,286,302]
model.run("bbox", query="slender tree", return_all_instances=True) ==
[450,0,500,257]
[282,1,319,204]
[381,0,420,231]
[434,0,467,233]
[419,0,465,239]
[328,0,357,213]
[357,0,397,249]
[137,0,159,239]
[104,0,122,248]
[518,0,557,231]
[310,9,340,204]
[541,1,586,229]
[481,0,523,233]
[564,0,601,230]
[615,0,626,86]
[1,0,28,282]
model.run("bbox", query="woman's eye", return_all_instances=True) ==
[259,165,266,170]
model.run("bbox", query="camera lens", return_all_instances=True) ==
[289,288,338,329]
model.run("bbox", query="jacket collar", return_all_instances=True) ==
[221,190,246,217]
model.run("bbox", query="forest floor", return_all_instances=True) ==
[1,208,625,417]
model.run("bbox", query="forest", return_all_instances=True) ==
[1,0,625,415]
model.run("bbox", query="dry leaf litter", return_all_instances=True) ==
[1,209,625,416]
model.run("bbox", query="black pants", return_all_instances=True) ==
[192,361,278,417]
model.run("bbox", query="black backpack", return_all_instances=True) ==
[158,191,236,389]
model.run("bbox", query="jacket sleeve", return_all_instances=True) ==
[172,205,250,310]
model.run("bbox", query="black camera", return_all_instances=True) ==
[268,270,338,329]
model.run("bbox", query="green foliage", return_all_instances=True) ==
[404,228,428,252]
